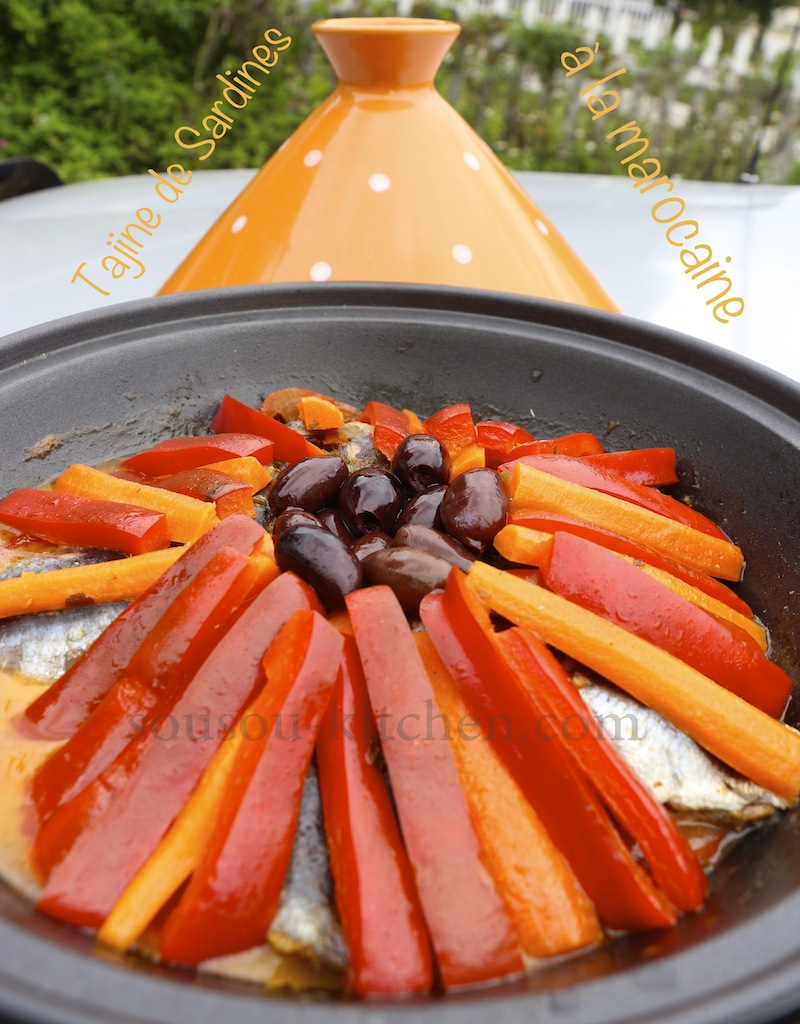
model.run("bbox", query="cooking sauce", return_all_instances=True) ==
[0,670,340,991]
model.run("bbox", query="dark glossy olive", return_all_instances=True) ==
[439,468,508,553]
[392,523,477,573]
[362,548,454,615]
[352,531,392,561]
[268,456,349,515]
[272,508,324,543]
[274,524,362,609]
[392,433,448,493]
[338,468,405,536]
[317,507,355,546]
[395,485,446,531]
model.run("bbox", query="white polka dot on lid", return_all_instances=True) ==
[368,173,391,193]
[310,261,332,282]
[452,244,473,265]
[463,152,480,170]
[535,218,550,236]
[304,149,323,168]
[230,215,247,234]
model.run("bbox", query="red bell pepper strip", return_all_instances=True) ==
[123,433,273,476]
[497,627,706,913]
[540,532,791,718]
[358,401,411,461]
[157,467,255,519]
[0,490,169,556]
[469,561,800,800]
[419,577,677,932]
[510,433,605,458]
[475,421,534,467]
[24,515,265,738]
[31,572,312,876]
[347,585,523,990]
[415,631,602,959]
[124,546,258,694]
[317,637,434,996]
[36,573,322,927]
[583,448,678,486]
[108,468,153,484]
[158,609,343,964]
[31,736,146,879]
[508,510,752,616]
[31,678,158,834]
[501,454,726,539]
[423,403,477,459]
[210,394,324,462]
[31,546,259,822]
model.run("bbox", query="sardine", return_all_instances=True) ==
[0,548,126,682]
[0,548,122,582]
[286,419,383,473]
[321,421,385,472]
[0,603,126,683]
[268,760,348,970]
[577,674,787,825]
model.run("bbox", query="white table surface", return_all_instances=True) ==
[1,169,798,380]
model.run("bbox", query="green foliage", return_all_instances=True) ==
[0,0,796,184]
[654,0,783,34]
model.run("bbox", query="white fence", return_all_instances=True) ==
[395,0,800,89]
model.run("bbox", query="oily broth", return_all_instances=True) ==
[0,671,58,903]
[0,670,341,992]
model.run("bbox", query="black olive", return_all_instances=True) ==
[352,532,392,561]
[392,434,448,492]
[338,468,405,536]
[395,485,447,531]
[392,523,477,573]
[317,507,356,546]
[439,468,508,554]
[268,456,349,516]
[274,524,362,609]
[272,508,324,543]
[362,547,454,615]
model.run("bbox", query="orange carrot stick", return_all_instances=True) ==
[199,455,271,491]
[415,632,601,958]
[299,396,345,431]
[493,525,553,566]
[469,562,800,801]
[623,557,766,652]
[54,464,218,544]
[157,469,255,519]
[471,565,798,802]
[0,547,183,619]
[97,723,245,950]
[448,444,485,480]
[507,462,744,581]
[403,409,425,434]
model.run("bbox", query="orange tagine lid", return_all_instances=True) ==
[159,17,619,312]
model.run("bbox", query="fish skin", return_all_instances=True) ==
[576,675,787,825]
[325,421,385,472]
[268,761,348,970]
[297,420,384,473]
[0,603,126,683]
[0,548,126,682]
[0,549,123,582]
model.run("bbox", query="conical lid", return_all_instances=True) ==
[159,17,619,312]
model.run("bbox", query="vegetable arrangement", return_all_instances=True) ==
[0,385,798,997]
